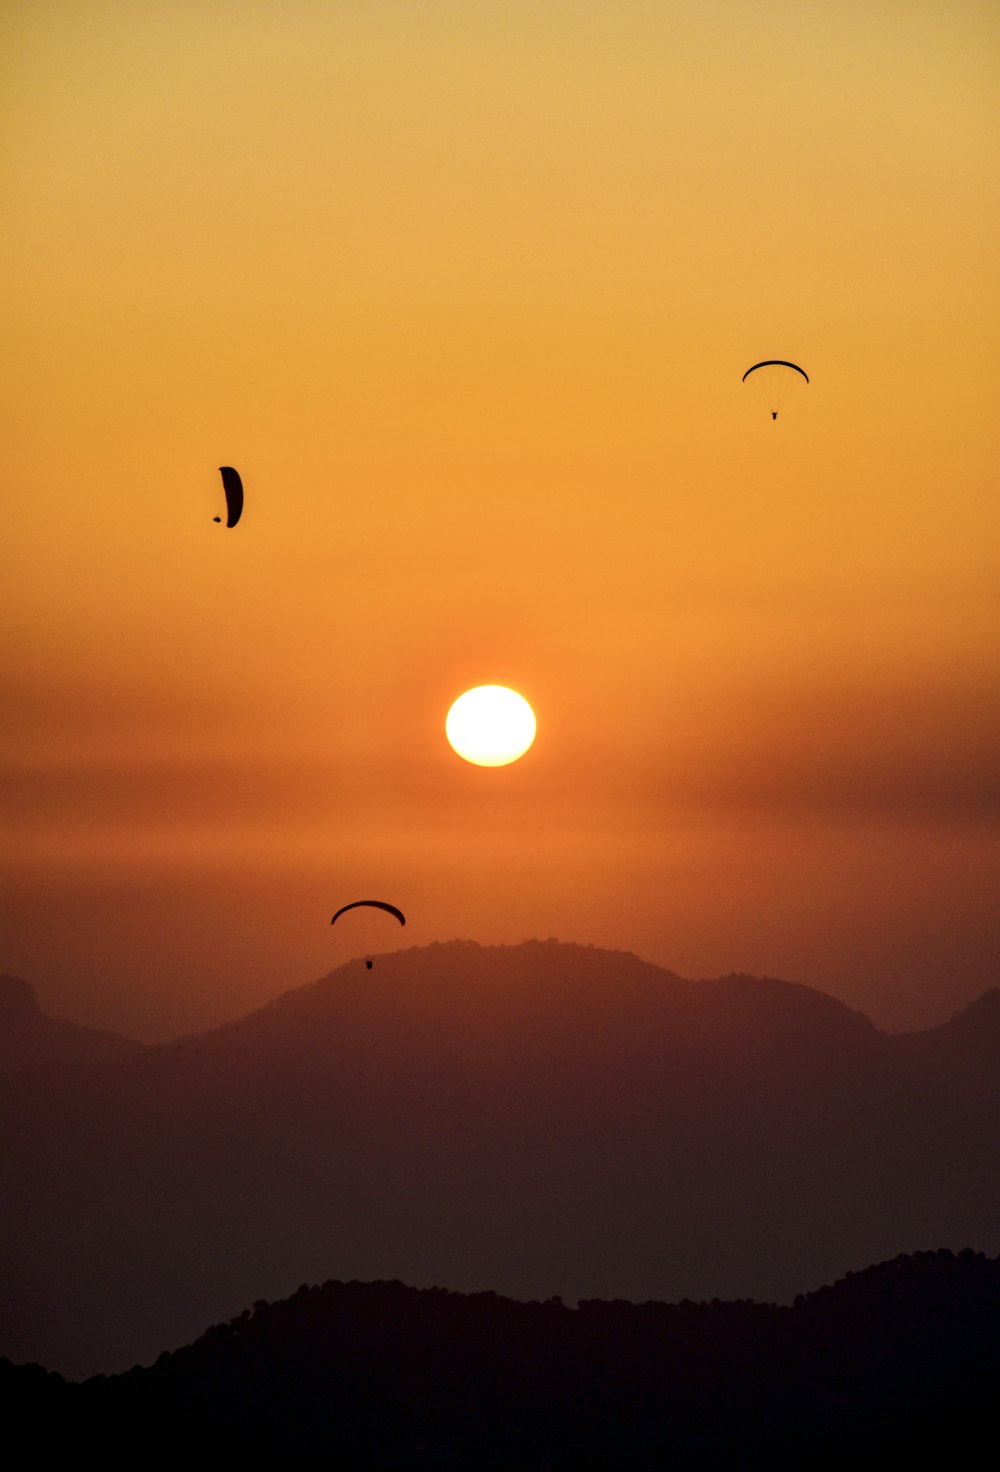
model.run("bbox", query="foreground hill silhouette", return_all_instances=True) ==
[5,1252,998,1467]
[3,941,998,1377]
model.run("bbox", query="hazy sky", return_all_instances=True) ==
[3,1,998,1039]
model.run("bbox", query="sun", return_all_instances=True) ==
[445,686,537,767]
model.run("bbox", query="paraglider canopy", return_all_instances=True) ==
[217,466,243,528]
[742,361,809,420]
[742,360,809,384]
[331,901,406,928]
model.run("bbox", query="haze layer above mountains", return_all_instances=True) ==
[3,941,998,1379]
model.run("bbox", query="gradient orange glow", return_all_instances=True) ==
[3,2,998,1037]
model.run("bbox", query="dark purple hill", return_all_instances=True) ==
[2,941,997,1379]
[0,974,141,1076]
[894,986,1000,1098]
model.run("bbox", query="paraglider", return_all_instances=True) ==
[213,466,243,526]
[331,901,406,970]
[742,361,809,420]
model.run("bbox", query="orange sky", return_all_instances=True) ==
[3,1,998,1038]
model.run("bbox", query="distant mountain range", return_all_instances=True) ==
[2,942,998,1378]
[0,972,140,1075]
[5,1252,998,1467]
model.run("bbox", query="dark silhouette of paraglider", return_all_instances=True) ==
[742,360,809,420]
[214,466,243,526]
[331,901,406,970]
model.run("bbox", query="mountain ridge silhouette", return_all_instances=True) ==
[4,1250,998,1467]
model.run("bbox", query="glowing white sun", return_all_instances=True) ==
[445,686,537,767]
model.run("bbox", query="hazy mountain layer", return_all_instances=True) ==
[3,941,998,1377]
[0,973,140,1076]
